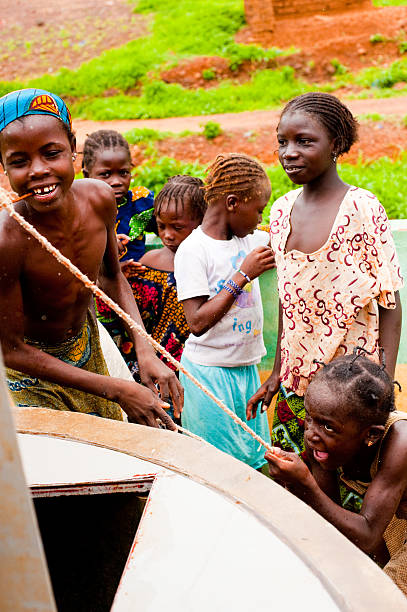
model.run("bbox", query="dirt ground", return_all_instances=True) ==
[0,0,406,190]
[0,0,146,81]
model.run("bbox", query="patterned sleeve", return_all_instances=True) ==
[363,192,404,308]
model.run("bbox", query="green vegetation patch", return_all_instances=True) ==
[71,68,309,120]
[131,154,407,220]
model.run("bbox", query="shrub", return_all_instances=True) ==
[202,69,216,81]
[202,121,222,139]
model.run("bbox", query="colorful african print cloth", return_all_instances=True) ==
[95,265,190,378]
[6,311,123,420]
[116,187,155,262]
[272,385,306,459]
[0,88,72,132]
[337,411,407,594]
[269,186,403,396]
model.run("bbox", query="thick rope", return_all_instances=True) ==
[0,190,274,453]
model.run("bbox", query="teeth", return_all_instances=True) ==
[33,184,57,195]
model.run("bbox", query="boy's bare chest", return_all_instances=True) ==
[22,219,107,302]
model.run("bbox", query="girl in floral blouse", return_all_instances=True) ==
[247,93,403,458]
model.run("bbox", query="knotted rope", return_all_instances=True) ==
[0,189,274,453]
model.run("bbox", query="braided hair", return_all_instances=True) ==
[204,153,269,206]
[280,93,358,156]
[311,350,395,427]
[154,175,206,222]
[82,129,131,172]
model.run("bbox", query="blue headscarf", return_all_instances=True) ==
[0,88,72,133]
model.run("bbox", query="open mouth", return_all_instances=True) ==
[32,184,58,198]
[313,449,329,462]
[284,166,304,174]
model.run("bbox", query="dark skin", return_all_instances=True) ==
[83,146,144,276]
[0,115,183,426]
[181,179,275,338]
[247,110,402,418]
[140,199,202,272]
[265,379,407,564]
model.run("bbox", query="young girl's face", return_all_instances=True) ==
[304,382,367,471]
[86,147,131,204]
[156,200,199,253]
[229,178,271,238]
[0,115,75,212]
[277,111,336,185]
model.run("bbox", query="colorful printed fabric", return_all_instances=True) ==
[95,265,190,377]
[272,385,306,459]
[180,354,270,469]
[116,187,155,262]
[6,311,123,420]
[269,186,403,396]
[0,88,72,132]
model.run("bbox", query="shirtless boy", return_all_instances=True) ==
[0,89,182,427]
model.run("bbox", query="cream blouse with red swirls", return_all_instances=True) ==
[269,186,403,396]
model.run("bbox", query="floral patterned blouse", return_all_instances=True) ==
[269,186,403,396]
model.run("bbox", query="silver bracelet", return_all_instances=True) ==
[237,269,251,283]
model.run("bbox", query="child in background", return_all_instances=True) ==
[248,93,403,458]
[174,153,274,469]
[96,176,206,383]
[82,129,156,273]
[265,351,407,596]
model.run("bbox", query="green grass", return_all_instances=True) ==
[131,154,407,220]
[373,0,407,5]
[71,67,309,119]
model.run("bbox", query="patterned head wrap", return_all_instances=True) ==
[0,88,72,133]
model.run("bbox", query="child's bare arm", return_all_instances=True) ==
[182,245,274,336]
[379,291,402,379]
[247,298,282,418]
[98,200,183,416]
[266,420,407,556]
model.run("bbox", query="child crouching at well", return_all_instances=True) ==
[174,153,275,469]
[265,350,407,596]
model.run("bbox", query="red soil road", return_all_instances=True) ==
[73,95,407,145]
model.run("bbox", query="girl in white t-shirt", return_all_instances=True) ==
[174,153,274,469]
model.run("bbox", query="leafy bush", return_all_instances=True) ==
[330,58,348,76]
[124,127,171,144]
[399,41,407,54]
[202,121,222,139]
[370,33,387,43]
[131,156,206,196]
[202,69,216,80]
[131,154,407,221]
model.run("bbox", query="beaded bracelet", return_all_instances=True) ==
[223,283,238,298]
[237,269,251,283]
[227,279,243,295]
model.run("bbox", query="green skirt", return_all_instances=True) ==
[6,311,123,420]
[272,385,306,459]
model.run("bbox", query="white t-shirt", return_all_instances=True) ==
[174,227,268,367]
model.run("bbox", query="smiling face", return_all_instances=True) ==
[0,114,75,212]
[228,178,271,238]
[277,110,336,185]
[304,381,370,471]
[86,147,131,204]
[156,199,200,253]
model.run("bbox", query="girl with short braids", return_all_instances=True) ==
[248,93,403,460]
[265,351,407,596]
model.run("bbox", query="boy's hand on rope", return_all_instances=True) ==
[116,379,177,430]
[240,246,275,281]
[246,371,279,419]
[138,355,184,419]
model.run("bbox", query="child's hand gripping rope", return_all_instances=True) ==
[0,189,274,452]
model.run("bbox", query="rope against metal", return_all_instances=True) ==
[0,189,274,453]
